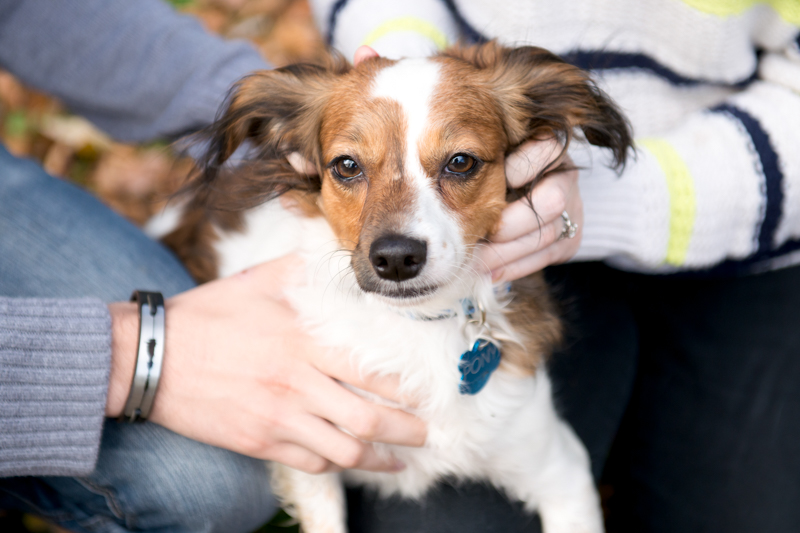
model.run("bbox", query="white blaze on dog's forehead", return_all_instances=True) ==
[370,59,465,283]
[371,58,440,163]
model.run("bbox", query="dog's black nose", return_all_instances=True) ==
[369,235,427,282]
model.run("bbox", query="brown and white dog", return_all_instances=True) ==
[155,42,631,533]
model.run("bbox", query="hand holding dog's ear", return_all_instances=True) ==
[476,139,583,281]
[448,43,632,281]
[107,255,425,474]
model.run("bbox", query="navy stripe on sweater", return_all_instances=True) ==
[711,104,784,258]
[438,0,488,44]
[434,3,757,88]
[326,0,349,45]
[563,51,757,88]
[673,238,800,278]
[326,1,756,89]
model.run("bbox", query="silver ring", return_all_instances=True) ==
[558,210,578,240]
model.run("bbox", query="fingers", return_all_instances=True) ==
[312,349,417,407]
[492,180,570,244]
[266,442,336,474]
[477,214,566,273]
[477,141,582,281]
[487,238,578,282]
[479,168,577,272]
[353,45,379,66]
[287,151,317,175]
[494,163,576,243]
[505,138,564,188]
[480,209,582,283]
[301,368,427,447]
[478,169,583,281]
[285,414,403,472]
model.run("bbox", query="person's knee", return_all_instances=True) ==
[85,421,278,533]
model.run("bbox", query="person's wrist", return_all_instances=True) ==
[106,301,139,417]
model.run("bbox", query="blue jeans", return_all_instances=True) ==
[0,146,278,532]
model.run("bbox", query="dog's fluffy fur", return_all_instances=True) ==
[156,42,631,533]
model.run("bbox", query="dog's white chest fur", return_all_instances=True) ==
[207,202,603,533]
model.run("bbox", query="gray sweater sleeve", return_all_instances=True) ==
[0,297,111,477]
[0,0,270,142]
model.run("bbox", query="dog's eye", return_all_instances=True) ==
[445,154,477,174]
[332,158,362,180]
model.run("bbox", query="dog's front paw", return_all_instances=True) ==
[538,496,604,533]
[271,465,347,533]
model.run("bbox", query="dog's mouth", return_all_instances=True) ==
[362,282,440,301]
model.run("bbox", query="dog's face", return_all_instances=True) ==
[314,57,511,301]
[196,43,631,302]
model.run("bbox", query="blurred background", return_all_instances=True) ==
[0,0,325,227]
[0,1,320,531]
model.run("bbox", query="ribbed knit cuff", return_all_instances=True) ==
[571,144,672,268]
[0,297,111,477]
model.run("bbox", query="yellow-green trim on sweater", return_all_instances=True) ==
[361,17,450,50]
[639,138,697,266]
[681,0,800,25]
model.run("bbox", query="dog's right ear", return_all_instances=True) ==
[191,56,350,210]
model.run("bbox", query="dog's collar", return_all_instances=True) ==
[399,282,511,322]
[397,282,511,395]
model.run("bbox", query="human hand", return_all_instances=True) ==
[475,139,583,282]
[107,255,426,474]
[354,45,379,65]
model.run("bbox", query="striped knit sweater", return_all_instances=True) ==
[311,0,800,275]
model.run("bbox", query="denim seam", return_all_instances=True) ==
[75,477,133,529]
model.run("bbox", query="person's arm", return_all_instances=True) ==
[1,257,426,478]
[571,28,800,273]
[0,297,111,477]
[106,257,426,475]
[0,0,269,142]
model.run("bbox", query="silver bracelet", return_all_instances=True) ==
[121,291,165,423]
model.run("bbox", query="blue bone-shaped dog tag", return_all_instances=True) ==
[459,340,502,395]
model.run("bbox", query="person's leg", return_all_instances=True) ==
[347,262,639,532]
[0,146,278,532]
[0,146,193,300]
[607,266,800,533]
[4,422,277,533]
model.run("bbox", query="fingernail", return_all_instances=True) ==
[490,269,504,283]
[391,460,406,472]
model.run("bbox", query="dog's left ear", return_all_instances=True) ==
[188,56,350,211]
[445,42,632,169]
